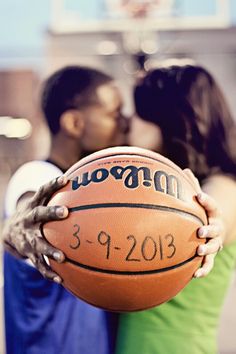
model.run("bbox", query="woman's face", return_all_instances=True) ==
[128,115,163,153]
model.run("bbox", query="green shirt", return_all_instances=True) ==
[116,241,236,354]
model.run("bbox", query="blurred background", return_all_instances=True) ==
[0,1,236,353]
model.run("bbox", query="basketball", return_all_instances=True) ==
[42,146,207,312]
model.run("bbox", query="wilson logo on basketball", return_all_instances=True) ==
[71,165,183,200]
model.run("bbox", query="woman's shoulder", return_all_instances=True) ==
[203,173,236,195]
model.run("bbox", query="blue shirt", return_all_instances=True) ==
[4,161,117,354]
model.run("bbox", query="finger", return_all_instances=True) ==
[33,237,65,263]
[28,254,62,283]
[198,224,221,239]
[197,237,223,256]
[183,168,201,193]
[25,205,68,226]
[194,254,216,278]
[30,175,68,208]
[196,192,220,219]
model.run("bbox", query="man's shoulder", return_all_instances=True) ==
[12,160,62,178]
[4,160,62,217]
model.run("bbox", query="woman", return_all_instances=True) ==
[116,63,236,354]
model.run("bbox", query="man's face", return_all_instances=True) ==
[80,82,128,151]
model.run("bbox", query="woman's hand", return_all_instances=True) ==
[3,175,69,283]
[183,169,225,278]
[194,192,224,278]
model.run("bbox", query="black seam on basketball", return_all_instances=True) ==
[69,203,204,225]
[67,152,196,190]
[64,254,198,275]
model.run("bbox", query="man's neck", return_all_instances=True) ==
[49,135,82,171]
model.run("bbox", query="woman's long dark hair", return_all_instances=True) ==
[134,64,236,181]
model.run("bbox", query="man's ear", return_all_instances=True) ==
[60,110,84,138]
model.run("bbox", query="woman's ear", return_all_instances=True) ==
[60,110,84,138]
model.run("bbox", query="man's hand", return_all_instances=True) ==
[3,175,69,283]
[183,169,225,278]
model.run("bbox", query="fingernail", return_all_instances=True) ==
[195,269,203,278]
[53,276,62,284]
[58,175,67,185]
[218,244,223,252]
[57,207,67,218]
[53,251,63,262]
[198,228,207,238]
[198,245,206,255]
[197,193,205,201]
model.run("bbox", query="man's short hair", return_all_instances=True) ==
[41,66,113,135]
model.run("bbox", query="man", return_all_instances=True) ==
[3,65,128,354]
[3,64,224,354]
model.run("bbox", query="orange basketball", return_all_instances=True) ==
[43,146,207,312]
